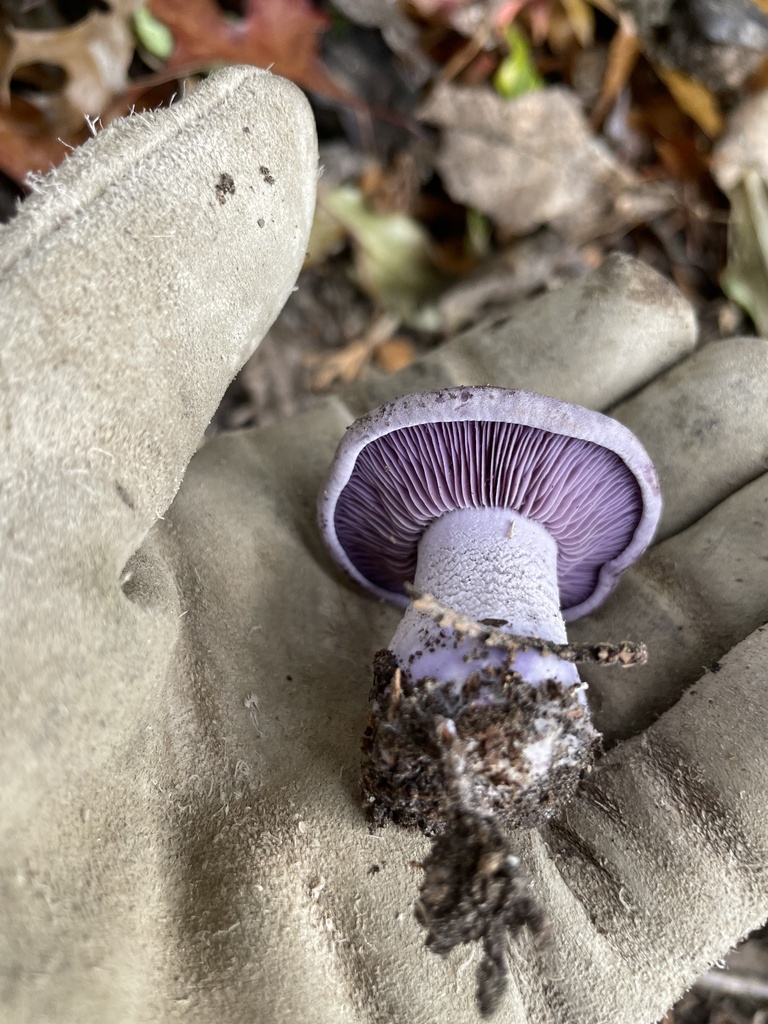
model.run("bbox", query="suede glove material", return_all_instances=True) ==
[2,65,768,1024]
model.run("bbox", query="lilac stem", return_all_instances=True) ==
[388,508,581,691]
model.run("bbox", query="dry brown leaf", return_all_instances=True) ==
[590,13,640,127]
[0,0,349,183]
[560,0,594,47]
[308,338,373,390]
[0,25,11,77]
[653,137,698,183]
[0,98,85,185]
[712,89,768,193]
[0,6,139,134]
[373,336,417,372]
[420,83,636,241]
[435,14,494,87]
[148,0,348,101]
[545,6,574,52]
[587,0,619,18]
[0,73,179,186]
[745,51,768,90]
[359,152,422,215]
[655,65,723,139]
[308,312,399,390]
[409,0,479,17]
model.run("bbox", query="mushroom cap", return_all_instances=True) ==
[318,387,661,620]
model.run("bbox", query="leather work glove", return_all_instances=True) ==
[2,65,768,1024]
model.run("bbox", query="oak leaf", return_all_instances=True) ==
[148,0,347,100]
[0,6,139,134]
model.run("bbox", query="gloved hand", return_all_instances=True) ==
[2,65,768,1024]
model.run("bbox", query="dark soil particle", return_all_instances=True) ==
[215,172,236,204]
[362,649,598,834]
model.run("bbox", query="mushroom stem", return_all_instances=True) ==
[361,510,600,836]
[389,508,581,693]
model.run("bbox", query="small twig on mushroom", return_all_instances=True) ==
[405,584,647,667]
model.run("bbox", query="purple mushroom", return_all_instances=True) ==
[318,386,660,1015]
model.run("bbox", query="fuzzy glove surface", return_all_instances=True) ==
[2,65,768,1024]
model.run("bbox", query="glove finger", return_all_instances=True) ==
[573,335,768,745]
[346,252,696,417]
[520,623,768,1024]
[609,336,768,543]
[0,66,317,583]
[568,336,768,740]
[383,311,767,742]
[574,469,768,740]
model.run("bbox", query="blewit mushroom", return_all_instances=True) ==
[318,386,661,1015]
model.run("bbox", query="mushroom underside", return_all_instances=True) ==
[334,418,644,612]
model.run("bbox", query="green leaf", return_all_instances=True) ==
[466,208,492,259]
[319,186,444,325]
[493,25,543,100]
[133,7,174,62]
[721,169,768,336]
